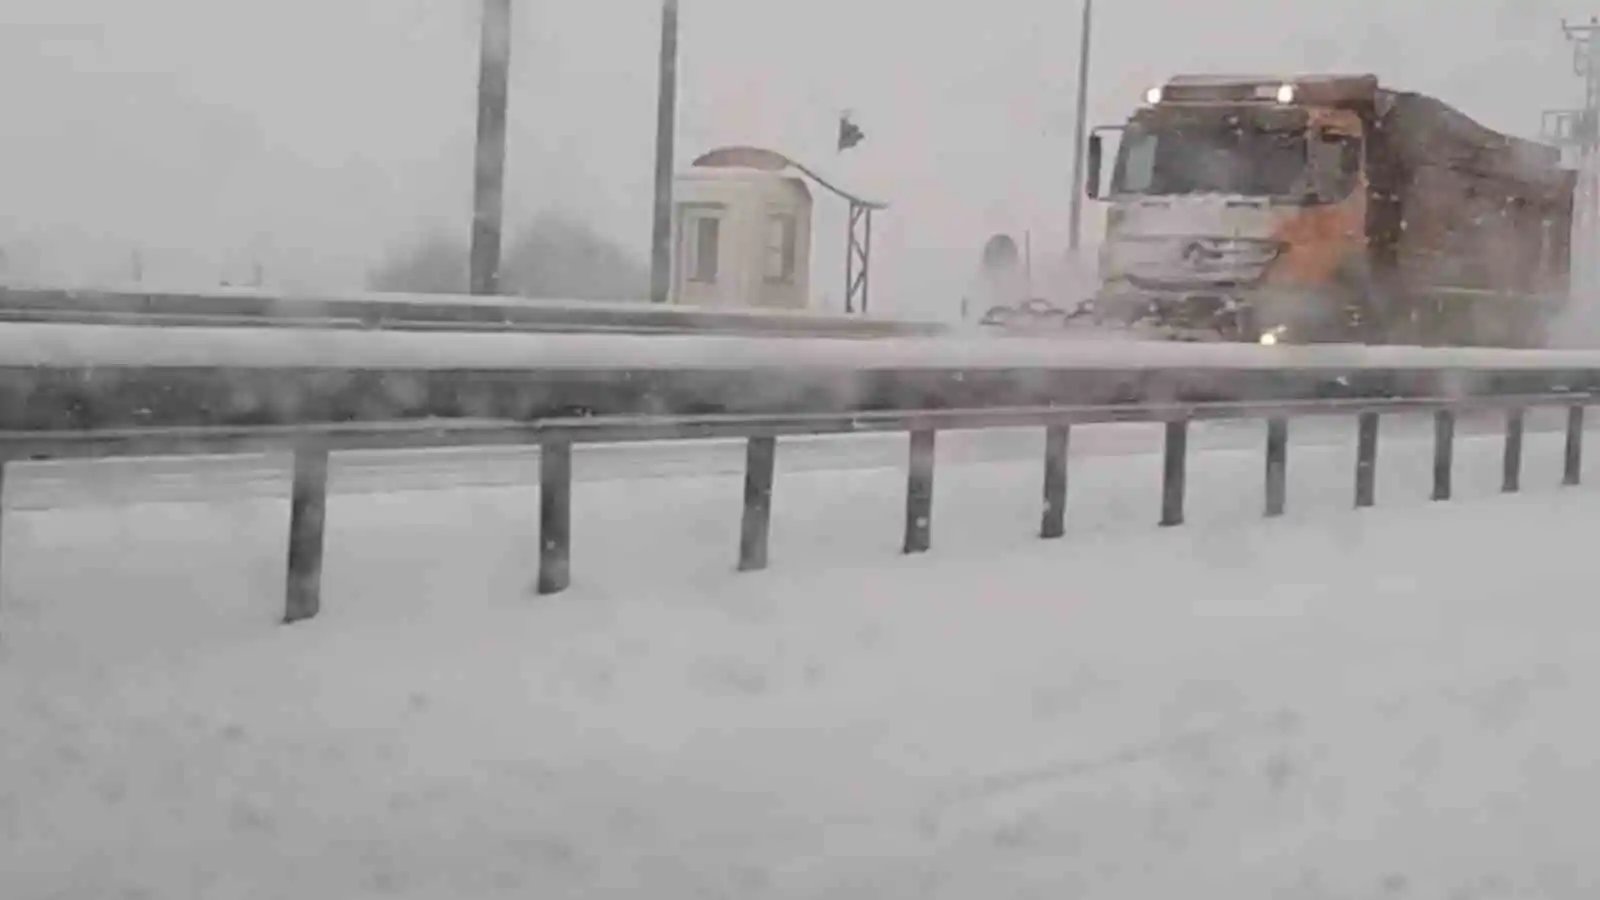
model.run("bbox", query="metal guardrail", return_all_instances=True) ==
[0,392,1590,628]
[0,285,951,338]
[18,317,1600,371]
[11,320,1600,431]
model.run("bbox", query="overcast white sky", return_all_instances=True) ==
[0,0,1587,314]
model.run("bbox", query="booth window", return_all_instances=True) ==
[764,213,797,283]
[681,210,721,283]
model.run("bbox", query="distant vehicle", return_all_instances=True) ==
[978,296,1076,328]
[1080,74,1577,346]
[969,232,1056,328]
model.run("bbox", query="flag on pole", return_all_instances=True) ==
[838,113,864,152]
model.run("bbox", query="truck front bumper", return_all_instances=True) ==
[1077,283,1341,344]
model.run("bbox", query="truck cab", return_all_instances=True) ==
[1084,75,1375,343]
[1084,74,1575,347]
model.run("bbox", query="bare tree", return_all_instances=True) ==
[368,211,648,301]
[367,233,468,294]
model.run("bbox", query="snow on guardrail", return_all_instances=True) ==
[0,284,949,338]
[9,320,1600,371]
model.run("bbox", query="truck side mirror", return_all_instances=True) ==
[1086,134,1103,199]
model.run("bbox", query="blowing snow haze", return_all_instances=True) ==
[0,0,1582,314]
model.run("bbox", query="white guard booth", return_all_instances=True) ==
[669,147,816,310]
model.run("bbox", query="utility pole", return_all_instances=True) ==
[649,0,680,304]
[1547,18,1600,303]
[470,0,512,296]
[1066,0,1093,253]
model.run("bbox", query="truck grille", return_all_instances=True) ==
[1109,237,1281,288]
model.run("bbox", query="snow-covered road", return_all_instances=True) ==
[2,414,1598,897]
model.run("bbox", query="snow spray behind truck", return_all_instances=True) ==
[1080,74,1577,346]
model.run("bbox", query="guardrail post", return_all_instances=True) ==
[903,429,936,553]
[1432,409,1454,501]
[0,452,12,605]
[538,439,572,593]
[1503,409,1524,493]
[1565,405,1584,486]
[737,436,777,571]
[1264,417,1288,517]
[284,442,329,625]
[1354,412,1379,508]
[1160,419,1187,527]
[1040,424,1069,539]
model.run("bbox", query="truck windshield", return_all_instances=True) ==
[1112,116,1309,198]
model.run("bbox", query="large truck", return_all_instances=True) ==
[1080,74,1577,346]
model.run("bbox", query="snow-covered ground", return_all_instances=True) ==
[3,417,1599,897]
